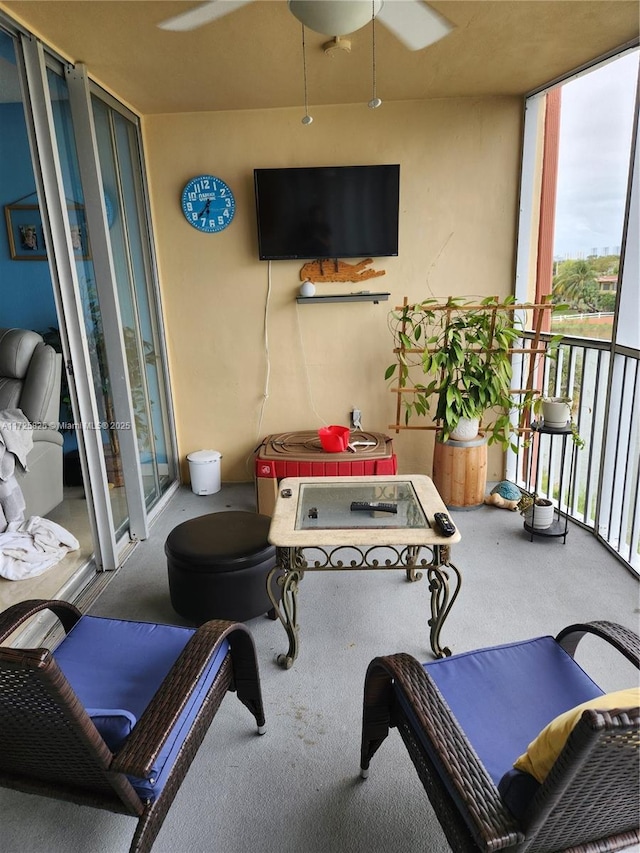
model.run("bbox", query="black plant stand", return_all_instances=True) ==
[524,421,577,544]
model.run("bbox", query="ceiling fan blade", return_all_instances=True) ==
[377,0,454,51]
[158,0,253,32]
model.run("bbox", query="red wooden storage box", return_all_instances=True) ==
[254,430,397,516]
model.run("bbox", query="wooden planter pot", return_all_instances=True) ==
[432,433,488,509]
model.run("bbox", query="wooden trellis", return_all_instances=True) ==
[388,296,555,434]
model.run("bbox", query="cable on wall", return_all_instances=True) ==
[245,259,273,477]
[301,24,313,125]
[256,259,272,434]
[294,299,328,426]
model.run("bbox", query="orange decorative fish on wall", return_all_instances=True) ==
[299,258,386,283]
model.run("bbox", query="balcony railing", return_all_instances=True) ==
[508,332,640,574]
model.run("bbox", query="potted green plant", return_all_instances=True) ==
[544,396,571,427]
[385,296,538,451]
[517,490,555,529]
[385,296,577,508]
[536,395,572,427]
[530,395,586,448]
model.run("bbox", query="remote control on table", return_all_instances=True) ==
[350,501,398,514]
[433,512,456,537]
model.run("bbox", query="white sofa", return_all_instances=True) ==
[0,328,64,518]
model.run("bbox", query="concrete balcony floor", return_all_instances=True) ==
[2,482,639,853]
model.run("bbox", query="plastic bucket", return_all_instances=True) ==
[318,425,350,453]
[187,450,221,495]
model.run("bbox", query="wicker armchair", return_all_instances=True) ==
[0,599,266,853]
[360,621,639,852]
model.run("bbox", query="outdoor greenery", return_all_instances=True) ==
[552,253,618,313]
[551,318,612,341]
[550,253,618,340]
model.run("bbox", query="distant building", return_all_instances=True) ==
[597,275,618,292]
[554,247,621,261]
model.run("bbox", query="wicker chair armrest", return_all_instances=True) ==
[111,619,252,778]
[373,653,524,851]
[521,705,640,846]
[556,620,639,668]
[0,598,81,644]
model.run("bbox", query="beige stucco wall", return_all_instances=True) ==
[142,96,523,483]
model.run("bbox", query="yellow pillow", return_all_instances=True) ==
[514,687,640,783]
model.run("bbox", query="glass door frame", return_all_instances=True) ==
[15,32,180,569]
[64,61,148,542]
[19,34,120,569]
[88,81,179,514]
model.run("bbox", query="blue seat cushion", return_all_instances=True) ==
[54,615,229,801]
[394,636,604,816]
[498,768,541,819]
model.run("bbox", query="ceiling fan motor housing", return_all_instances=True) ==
[288,0,384,36]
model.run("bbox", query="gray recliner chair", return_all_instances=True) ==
[0,328,64,518]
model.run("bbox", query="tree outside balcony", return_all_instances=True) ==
[551,254,619,339]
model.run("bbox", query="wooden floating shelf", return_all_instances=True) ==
[296,292,390,304]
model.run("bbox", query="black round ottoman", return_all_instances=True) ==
[165,511,280,623]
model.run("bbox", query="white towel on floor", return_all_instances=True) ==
[0,516,80,580]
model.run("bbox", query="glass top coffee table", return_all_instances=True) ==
[267,475,462,668]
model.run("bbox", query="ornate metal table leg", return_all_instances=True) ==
[426,544,462,659]
[404,545,423,582]
[267,547,304,669]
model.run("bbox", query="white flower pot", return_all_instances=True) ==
[541,397,572,428]
[524,499,555,529]
[450,417,480,442]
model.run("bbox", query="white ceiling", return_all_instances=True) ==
[0,1,638,114]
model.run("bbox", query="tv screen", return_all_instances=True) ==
[254,165,399,261]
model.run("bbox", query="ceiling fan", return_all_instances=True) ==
[158,0,454,52]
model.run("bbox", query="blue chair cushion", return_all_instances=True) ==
[54,615,229,801]
[84,708,137,752]
[497,768,541,819]
[394,636,604,815]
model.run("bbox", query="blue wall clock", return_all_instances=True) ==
[181,175,236,233]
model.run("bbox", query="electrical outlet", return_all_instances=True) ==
[351,408,362,429]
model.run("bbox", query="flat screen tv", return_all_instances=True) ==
[254,164,399,261]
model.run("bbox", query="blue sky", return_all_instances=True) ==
[553,50,638,259]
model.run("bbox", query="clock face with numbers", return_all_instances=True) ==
[181,175,236,233]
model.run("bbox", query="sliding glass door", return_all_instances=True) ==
[11,29,178,574]
[91,97,176,508]
[46,67,130,536]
